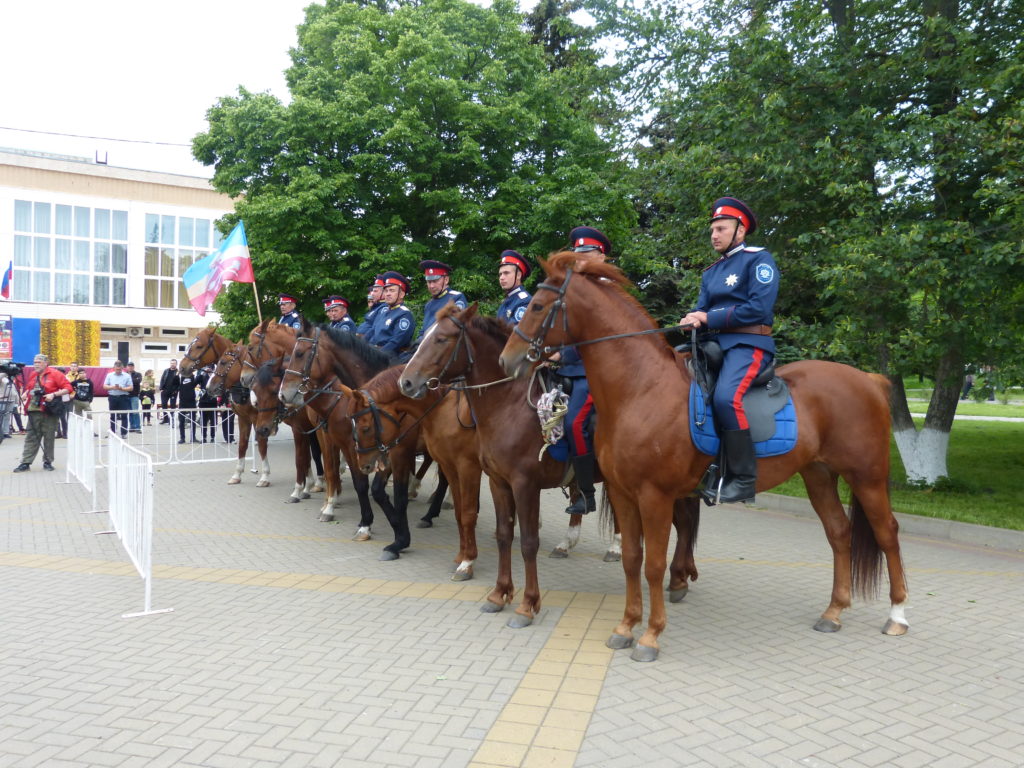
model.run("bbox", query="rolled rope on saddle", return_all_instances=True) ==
[536,387,569,460]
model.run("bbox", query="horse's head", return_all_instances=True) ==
[180,325,223,375]
[279,326,329,407]
[240,319,272,387]
[400,303,480,399]
[345,378,406,474]
[207,344,243,397]
[251,359,286,438]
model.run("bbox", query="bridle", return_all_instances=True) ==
[182,323,222,367]
[280,326,346,430]
[350,386,451,459]
[241,328,268,378]
[209,346,242,397]
[421,315,475,391]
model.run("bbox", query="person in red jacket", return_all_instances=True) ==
[14,354,72,472]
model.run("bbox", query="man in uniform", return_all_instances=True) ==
[356,276,386,336]
[324,295,356,332]
[365,271,416,355]
[496,249,532,325]
[557,226,612,515]
[416,260,468,341]
[278,293,302,329]
[679,196,778,504]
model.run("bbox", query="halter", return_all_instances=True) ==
[241,328,268,378]
[350,386,451,459]
[422,314,475,391]
[181,323,222,367]
[208,346,243,396]
[511,268,573,362]
[284,327,321,394]
[281,326,345,423]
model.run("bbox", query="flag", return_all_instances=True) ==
[1,261,11,299]
[181,222,255,316]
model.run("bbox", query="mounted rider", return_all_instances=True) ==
[679,197,779,504]
[356,275,386,336]
[277,293,303,330]
[416,260,468,341]
[365,271,417,356]
[323,295,356,332]
[496,249,532,326]
[556,226,612,515]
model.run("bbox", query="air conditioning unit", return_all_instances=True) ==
[128,327,143,338]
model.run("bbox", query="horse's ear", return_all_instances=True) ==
[338,382,356,400]
[463,302,479,320]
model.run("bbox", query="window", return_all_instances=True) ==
[143,214,222,309]
[11,199,128,306]
[143,343,170,352]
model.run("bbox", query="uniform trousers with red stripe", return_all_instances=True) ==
[713,346,774,431]
[566,377,595,457]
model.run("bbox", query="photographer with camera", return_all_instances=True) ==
[13,354,71,473]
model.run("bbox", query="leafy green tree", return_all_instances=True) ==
[603,0,1024,484]
[193,0,633,339]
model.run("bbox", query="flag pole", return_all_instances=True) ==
[252,281,263,325]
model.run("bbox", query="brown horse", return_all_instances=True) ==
[341,367,483,579]
[499,252,909,661]
[180,329,271,486]
[399,305,700,628]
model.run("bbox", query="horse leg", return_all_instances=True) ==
[509,484,542,629]
[667,496,700,602]
[418,468,449,528]
[255,432,271,487]
[801,464,853,632]
[380,454,414,561]
[286,430,310,503]
[409,454,431,499]
[606,485,643,652]
[349,464,373,540]
[631,489,675,662]
[229,418,249,484]
[451,465,481,582]
[309,435,325,492]
[482,478,515,613]
[549,514,582,558]
[318,440,342,523]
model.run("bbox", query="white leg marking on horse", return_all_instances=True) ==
[455,559,475,576]
[608,533,622,556]
[290,482,304,500]
[889,603,909,627]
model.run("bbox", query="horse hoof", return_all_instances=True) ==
[256,480,270,488]
[380,549,400,562]
[353,527,371,542]
[603,551,621,562]
[442,500,454,510]
[300,492,311,500]
[227,478,241,485]
[283,497,300,504]
[318,514,335,523]
[630,644,659,662]
[548,548,569,559]
[416,519,433,529]
[813,618,842,633]
[606,633,634,650]
[506,613,533,629]
[480,601,505,614]
[450,568,473,582]
[668,586,689,603]
[311,484,324,493]
[882,619,909,636]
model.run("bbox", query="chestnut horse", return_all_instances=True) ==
[400,305,700,627]
[179,329,271,486]
[499,252,909,661]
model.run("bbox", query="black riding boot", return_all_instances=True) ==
[565,453,597,515]
[718,429,757,504]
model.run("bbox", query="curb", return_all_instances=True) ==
[752,493,1024,554]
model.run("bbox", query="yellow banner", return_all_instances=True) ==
[40,319,100,366]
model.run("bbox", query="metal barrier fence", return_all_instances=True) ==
[103,434,173,618]
[64,412,98,512]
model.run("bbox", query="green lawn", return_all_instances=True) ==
[906,400,1024,418]
[769,418,1024,531]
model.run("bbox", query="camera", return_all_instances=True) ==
[0,361,25,378]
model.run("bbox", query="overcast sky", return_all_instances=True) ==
[0,0,312,178]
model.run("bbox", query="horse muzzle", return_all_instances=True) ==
[399,375,427,400]
[499,349,531,379]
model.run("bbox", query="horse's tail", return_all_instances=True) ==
[599,487,615,540]
[850,493,884,600]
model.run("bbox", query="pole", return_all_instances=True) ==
[252,281,263,325]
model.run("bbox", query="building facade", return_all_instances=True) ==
[0,148,235,371]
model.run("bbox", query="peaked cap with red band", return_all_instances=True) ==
[278,293,298,305]
[499,249,531,279]
[710,197,758,235]
[323,295,349,309]
[380,270,411,293]
[419,259,451,281]
[371,275,386,288]
[568,226,612,256]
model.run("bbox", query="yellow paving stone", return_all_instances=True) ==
[533,726,585,751]
[551,691,598,712]
[542,637,582,653]
[473,740,528,767]
[486,720,538,745]
[558,676,604,696]
[396,582,435,598]
[535,648,575,664]
[528,660,570,678]
[578,638,616,655]
[499,703,548,726]
[522,745,577,768]
[453,585,492,601]
[573,650,613,667]
[549,627,586,642]
[553,613,591,630]
[560,605,598,620]
[268,574,308,586]
[566,663,607,681]
[518,673,563,692]
[509,687,556,708]
[568,591,604,606]
[541,590,574,606]
[542,708,592,731]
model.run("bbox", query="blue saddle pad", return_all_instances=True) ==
[545,435,569,463]
[689,382,798,458]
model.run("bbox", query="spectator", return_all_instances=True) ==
[196,365,219,443]
[219,394,236,444]
[177,366,199,444]
[961,373,975,401]
[67,362,94,417]
[140,369,156,425]
[104,360,132,438]
[126,362,143,432]
[13,354,72,473]
[158,359,179,423]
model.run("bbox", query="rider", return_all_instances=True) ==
[496,250,532,325]
[679,197,779,504]
[356,275,386,336]
[277,293,303,330]
[323,295,356,332]
[365,271,416,356]
[416,260,468,341]
[558,226,612,515]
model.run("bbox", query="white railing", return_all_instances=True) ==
[64,412,98,512]
[90,406,246,467]
[104,434,173,618]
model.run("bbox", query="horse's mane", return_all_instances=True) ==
[436,303,513,347]
[317,323,396,371]
[254,357,281,388]
[364,364,406,397]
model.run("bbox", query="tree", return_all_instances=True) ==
[193,0,633,338]
[603,0,1024,484]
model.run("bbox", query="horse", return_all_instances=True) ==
[399,304,700,628]
[498,251,909,661]
[341,366,482,579]
[180,330,271,486]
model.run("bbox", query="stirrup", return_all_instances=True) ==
[699,463,722,506]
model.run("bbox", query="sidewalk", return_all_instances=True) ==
[2,431,1023,768]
